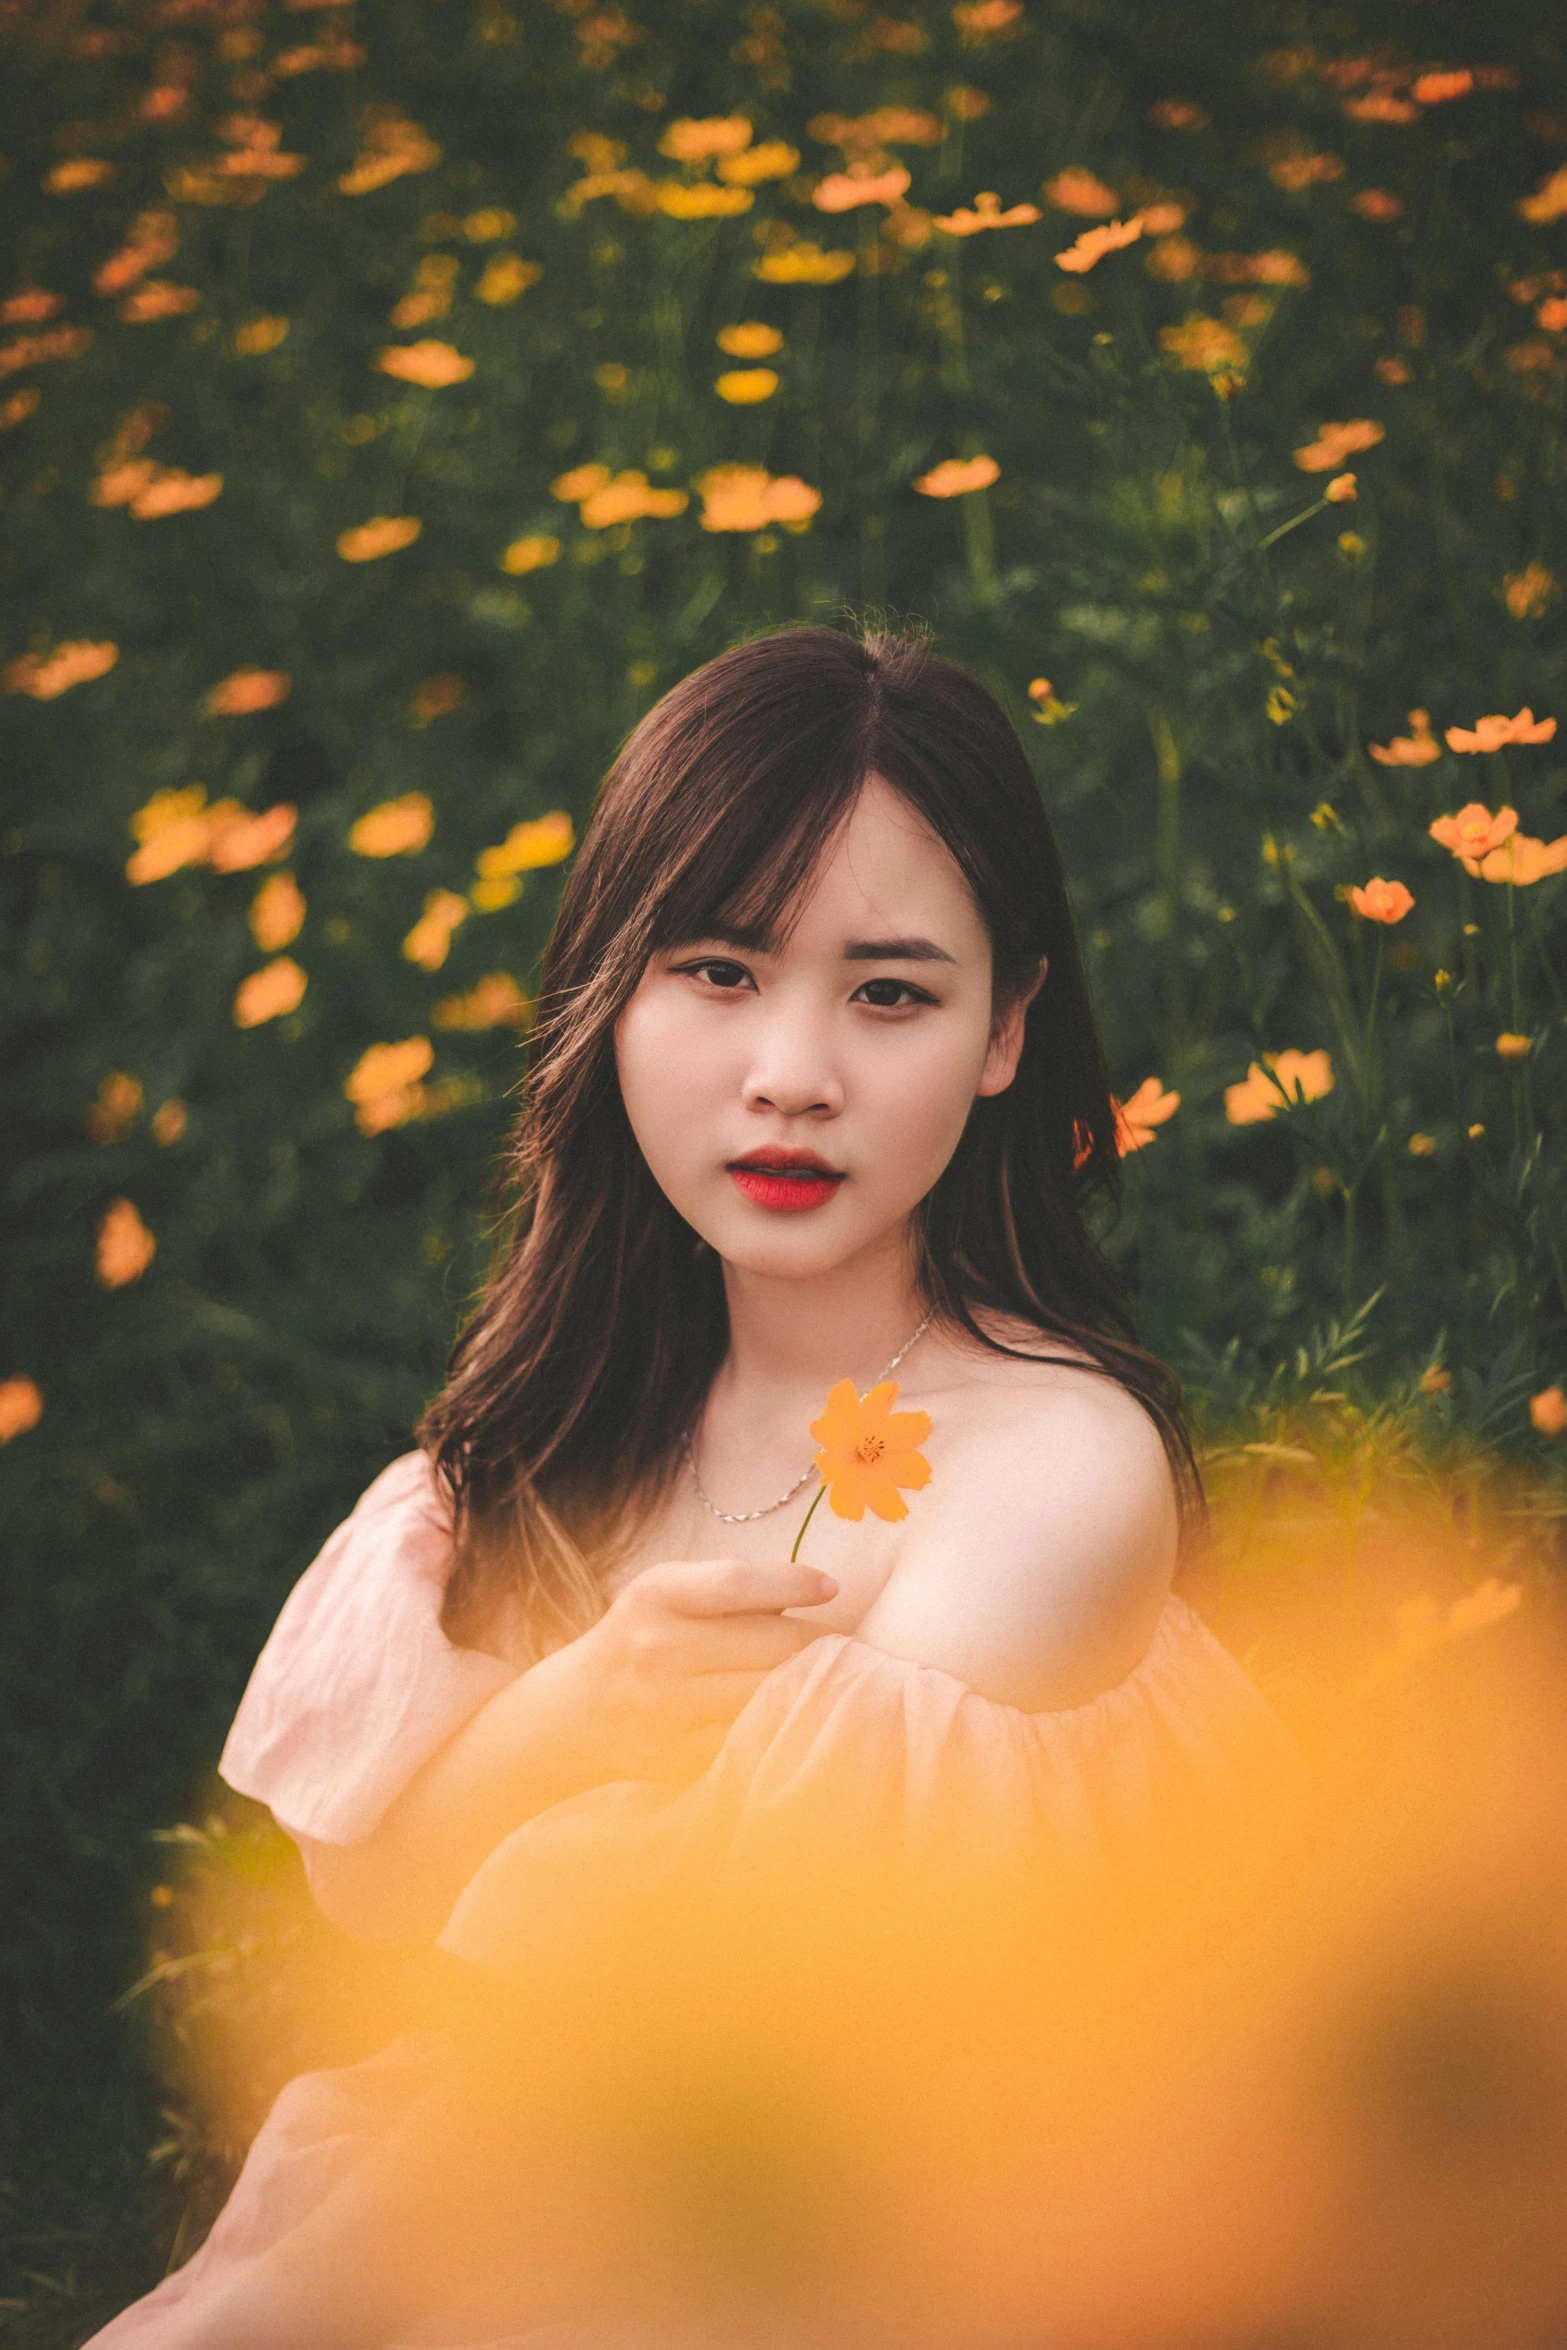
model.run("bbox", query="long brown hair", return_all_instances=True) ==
[423,625,1197,1655]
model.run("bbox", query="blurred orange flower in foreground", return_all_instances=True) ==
[87,1072,142,1142]
[1224,1049,1334,1125]
[206,666,290,714]
[433,972,531,1029]
[373,339,474,388]
[0,1376,44,1443]
[249,872,305,951]
[1444,707,1557,753]
[345,1037,434,1134]
[1496,1032,1533,1062]
[913,455,998,497]
[1055,215,1144,272]
[1293,418,1384,472]
[349,793,434,857]
[97,1198,156,1287]
[1530,1387,1567,1437]
[809,1379,933,1523]
[3,639,118,699]
[1429,803,1518,873]
[1042,166,1119,216]
[404,890,470,970]
[696,465,821,532]
[1347,878,1413,924]
[234,956,307,1028]
[1368,709,1440,766]
[1113,1078,1180,1154]
[337,515,421,562]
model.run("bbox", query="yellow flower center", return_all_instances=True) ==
[855,1434,886,1464]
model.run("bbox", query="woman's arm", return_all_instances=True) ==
[304,1554,837,1945]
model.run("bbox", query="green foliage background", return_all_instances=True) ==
[3,0,1567,2332]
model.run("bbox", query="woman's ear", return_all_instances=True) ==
[977,957,1048,1098]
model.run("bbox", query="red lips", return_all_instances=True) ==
[727,1148,845,1213]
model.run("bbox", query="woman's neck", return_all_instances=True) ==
[717,1231,928,1404]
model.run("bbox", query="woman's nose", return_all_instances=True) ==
[740,1008,843,1118]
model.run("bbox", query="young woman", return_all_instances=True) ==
[91,626,1298,2350]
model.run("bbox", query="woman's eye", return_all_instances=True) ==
[853,977,933,1010]
[680,958,754,991]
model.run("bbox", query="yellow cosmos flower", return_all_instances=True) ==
[1224,1048,1334,1125]
[656,182,754,219]
[753,241,856,285]
[808,1378,934,1523]
[658,116,754,163]
[234,315,289,354]
[717,322,784,358]
[695,465,822,532]
[349,793,434,857]
[249,872,305,951]
[344,1037,434,1133]
[476,255,542,305]
[404,890,470,970]
[500,533,561,574]
[1496,1032,1533,1062]
[715,367,779,403]
[717,140,800,185]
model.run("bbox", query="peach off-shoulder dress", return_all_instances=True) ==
[86,1451,1302,2350]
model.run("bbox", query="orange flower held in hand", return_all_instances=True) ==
[805,1379,933,1529]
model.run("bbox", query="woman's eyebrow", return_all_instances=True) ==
[843,936,957,964]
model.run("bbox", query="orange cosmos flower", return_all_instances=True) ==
[207,802,296,871]
[1496,1032,1533,1062]
[1444,707,1558,753]
[1411,69,1473,105]
[1113,1077,1180,1154]
[501,534,560,575]
[913,454,999,497]
[337,515,421,563]
[97,1197,156,1287]
[1503,562,1560,620]
[234,956,307,1028]
[87,1072,143,1142]
[125,786,212,882]
[235,315,290,355]
[1347,877,1414,924]
[1293,419,1384,472]
[128,468,223,518]
[151,1100,187,1146]
[47,159,114,193]
[1353,189,1402,220]
[1530,1386,1567,1436]
[1224,1048,1334,1125]
[119,282,199,324]
[0,1376,44,1443]
[0,325,92,377]
[809,1379,933,1523]
[1042,166,1119,216]
[433,971,531,1029]
[695,465,821,532]
[3,639,117,699]
[933,191,1041,235]
[249,872,305,951]
[373,340,474,388]
[715,368,779,403]
[0,389,40,429]
[404,889,470,970]
[717,322,784,358]
[1325,472,1357,502]
[812,166,912,213]
[1369,709,1440,767]
[345,1037,434,1133]
[658,116,753,162]
[206,666,290,714]
[0,290,65,322]
[338,110,441,196]
[567,471,688,527]
[1054,214,1145,272]
[1477,834,1567,887]
[469,813,576,909]
[349,793,435,857]
[1429,803,1519,872]
[954,0,1024,39]
[656,182,754,219]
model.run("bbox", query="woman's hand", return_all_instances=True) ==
[562,1556,838,1784]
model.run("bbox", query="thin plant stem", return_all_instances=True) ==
[789,1482,826,1564]
[1342,1181,1357,1314]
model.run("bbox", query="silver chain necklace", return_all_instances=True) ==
[685,1309,936,1525]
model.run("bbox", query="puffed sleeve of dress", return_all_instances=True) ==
[218,1451,515,1846]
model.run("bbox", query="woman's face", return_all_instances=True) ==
[614,775,1037,1286]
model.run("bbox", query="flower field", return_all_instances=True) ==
[3,0,1567,2329]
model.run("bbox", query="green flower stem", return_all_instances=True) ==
[789,1480,826,1565]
